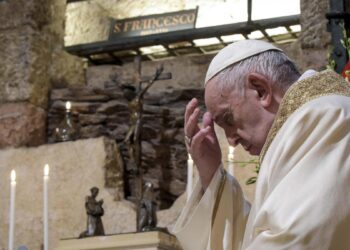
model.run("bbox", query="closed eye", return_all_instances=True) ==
[213,107,234,127]
[222,109,234,126]
[217,108,234,127]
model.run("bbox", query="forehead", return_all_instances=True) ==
[205,79,234,115]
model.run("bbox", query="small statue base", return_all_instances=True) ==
[55,230,183,250]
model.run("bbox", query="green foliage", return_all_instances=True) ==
[327,46,336,70]
[327,22,350,70]
[235,159,260,185]
[340,22,350,57]
[246,177,257,185]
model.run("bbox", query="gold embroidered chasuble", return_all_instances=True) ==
[172,70,350,250]
[260,69,350,163]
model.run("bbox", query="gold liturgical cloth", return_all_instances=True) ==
[55,231,183,250]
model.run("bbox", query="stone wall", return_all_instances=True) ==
[0,0,85,149]
[285,0,331,71]
[0,103,46,148]
[0,0,49,148]
[48,71,205,208]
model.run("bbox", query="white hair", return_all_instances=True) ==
[212,50,301,95]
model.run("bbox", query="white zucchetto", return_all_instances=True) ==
[204,40,283,85]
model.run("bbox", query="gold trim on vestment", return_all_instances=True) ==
[259,70,350,164]
[211,169,227,228]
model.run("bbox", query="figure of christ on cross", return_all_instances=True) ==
[122,56,171,231]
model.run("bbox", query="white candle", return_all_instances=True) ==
[43,164,49,250]
[227,146,235,176]
[186,154,194,201]
[8,170,16,250]
[65,101,71,111]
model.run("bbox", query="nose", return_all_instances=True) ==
[227,137,239,147]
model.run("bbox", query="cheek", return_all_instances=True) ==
[236,129,252,142]
[249,126,269,154]
[237,118,261,143]
[239,108,264,134]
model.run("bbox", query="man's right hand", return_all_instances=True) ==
[184,98,222,190]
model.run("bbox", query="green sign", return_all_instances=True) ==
[109,8,198,39]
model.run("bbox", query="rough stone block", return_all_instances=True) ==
[287,43,328,72]
[86,65,130,89]
[80,125,107,138]
[65,1,111,46]
[47,0,86,89]
[97,100,128,114]
[0,102,46,148]
[0,0,51,30]
[50,51,86,88]
[79,113,108,126]
[0,0,84,105]
[299,0,330,49]
[0,26,50,107]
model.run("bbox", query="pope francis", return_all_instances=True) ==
[172,40,350,250]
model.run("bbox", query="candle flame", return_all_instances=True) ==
[65,101,71,110]
[188,154,192,161]
[10,170,16,182]
[44,164,50,176]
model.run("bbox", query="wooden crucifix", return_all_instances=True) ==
[122,56,172,228]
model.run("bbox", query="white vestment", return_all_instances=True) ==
[172,70,350,250]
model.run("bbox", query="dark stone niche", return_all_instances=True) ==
[48,84,204,209]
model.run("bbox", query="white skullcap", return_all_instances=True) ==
[204,40,283,85]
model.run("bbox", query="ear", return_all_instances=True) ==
[246,73,272,108]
